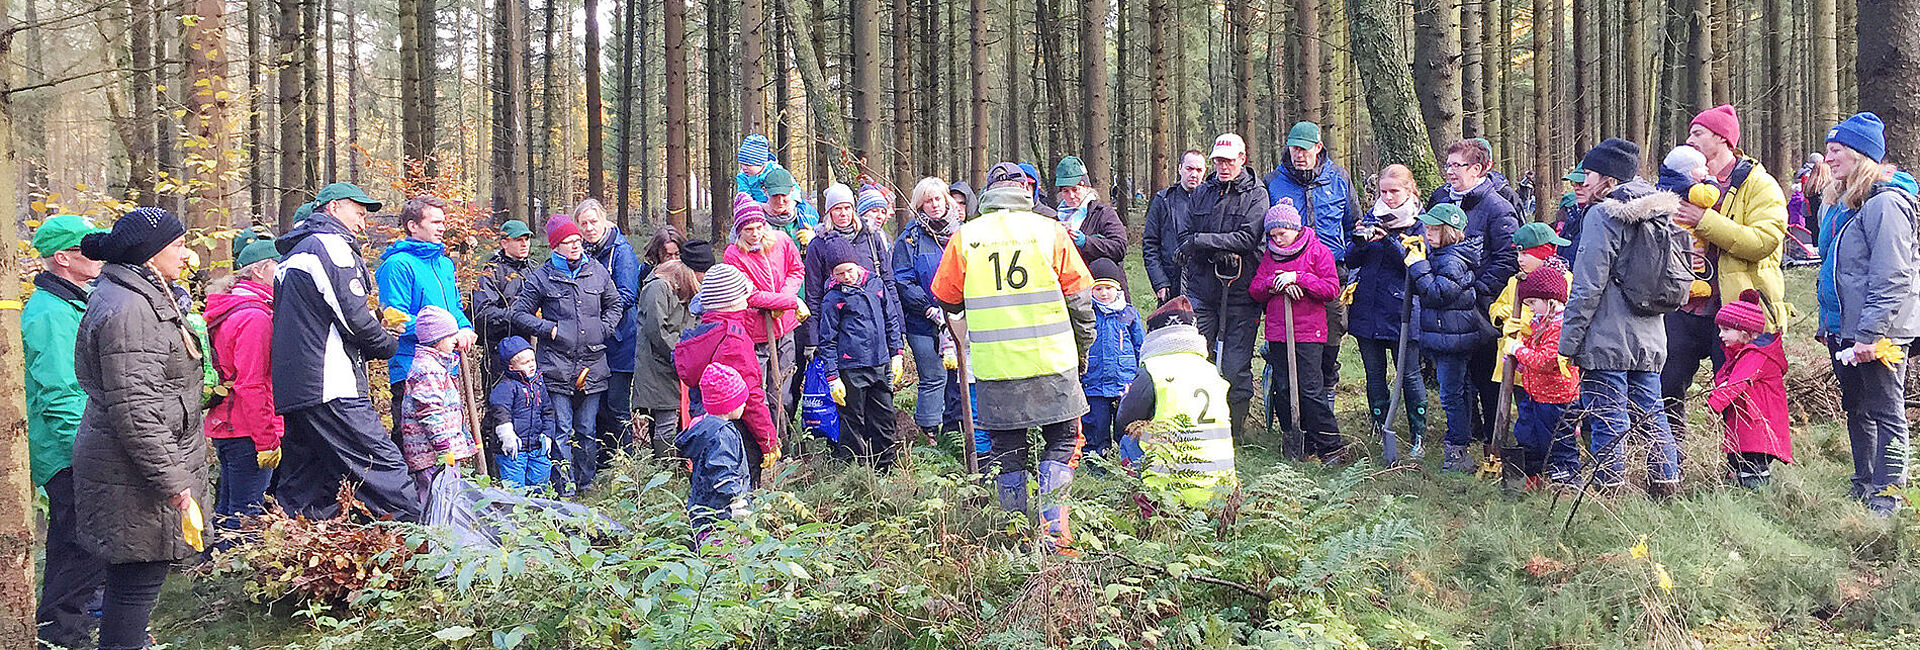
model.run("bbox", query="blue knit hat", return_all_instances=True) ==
[857,185,889,216]
[497,335,534,363]
[738,134,774,167]
[1827,112,1888,163]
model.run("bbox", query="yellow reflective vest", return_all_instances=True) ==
[1139,349,1238,507]
[953,210,1080,381]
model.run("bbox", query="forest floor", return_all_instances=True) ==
[136,264,1920,649]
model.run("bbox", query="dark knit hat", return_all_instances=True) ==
[1516,267,1569,303]
[497,335,535,363]
[813,235,862,271]
[680,239,716,272]
[1145,296,1196,330]
[1582,138,1642,182]
[1715,289,1769,334]
[1087,257,1124,290]
[80,207,186,265]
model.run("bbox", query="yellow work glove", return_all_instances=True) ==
[890,354,905,382]
[381,307,413,331]
[830,378,847,406]
[1875,338,1908,369]
[182,495,205,552]
[1340,282,1357,306]
[943,349,959,370]
[761,445,782,469]
[795,227,816,247]
[257,447,282,469]
[1403,244,1427,266]
[1400,235,1426,265]
[1689,279,1713,298]
[794,301,811,322]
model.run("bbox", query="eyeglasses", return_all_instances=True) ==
[1443,162,1481,170]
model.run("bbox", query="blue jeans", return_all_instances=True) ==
[1581,370,1679,487]
[597,371,635,461]
[495,447,553,490]
[212,437,273,530]
[1832,341,1910,505]
[1515,397,1581,480]
[1082,396,1120,454]
[552,390,604,494]
[905,331,961,428]
[1430,352,1474,447]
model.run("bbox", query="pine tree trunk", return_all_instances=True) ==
[586,0,606,199]
[186,0,234,244]
[400,0,430,171]
[920,0,940,176]
[1038,0,1063,168]
[1532,0,1551,197]
[1626,0,1648,153]
[247,0,270,218]
[784,0,853,181]
[539,0,558,209]
[0,13,33,639]
[1082,0,1111,205]
[300,0,320,185]
[160,2,186,214]
[741,0,766,136]
[640,0,654,219]
[664,0,689,228]
[1297,0,1322,124]
[1350,0,1442,190]
[1412,0,1462,154]
[1766,0,1790,170]
[709,0,738,233]
[277,0,306,227]
[1148,0,1171,191]
[1460,0,1481,137]
[346,0,362,184]
[1003,0,1020,162]
[1810,0,1839,128]
[323,0,337,181]
[128,0,158,204]
[1231,0,1254,136]
[1858,0,1920,166]
[492,0,532,219]
[616,0,639,225]
[893,0,913,198]
[1687,0,1711,109]
[1572,0,1590,151]
[970,0,989,188]
[852,0,880,167]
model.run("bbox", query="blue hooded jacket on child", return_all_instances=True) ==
[487,337,560,453]
[1083,298,1144,397]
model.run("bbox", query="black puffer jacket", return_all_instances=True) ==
[1410,236,1495,354]
[1180,170,1270,295]
[272,211,398,412]
[72,264,209,564]
[1142,183,1193,293]
[510,254,623,395]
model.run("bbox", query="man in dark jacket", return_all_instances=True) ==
[1177,133,1271,440]
[1263,122,1365,409]
[272,182,420,522]
[472,219,536,386]
[1429,138,1521,448]
[1143,150,1206,302]
[511,215,623,494]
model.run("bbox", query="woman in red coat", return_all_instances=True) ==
[1709,290,1792,488]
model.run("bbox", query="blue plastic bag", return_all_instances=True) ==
[801,358,841,442]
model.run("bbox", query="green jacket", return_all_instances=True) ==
[24,272,89,486]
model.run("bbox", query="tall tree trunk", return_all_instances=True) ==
[492,0,532,219]
[1810,0,1839,129]
[616,0,639,225]
[970,0,989,188]
[919,0,940,175]
[128,0,158,204]
[665,0,688,229]
[277,0,306,228]
[247,0,270,218]
[1858,0,1920,166]
[741,0,766,136]
[1349,0,1442,190]
[300,0,320,185]
[851,0,880,167]
[1412,0,1462,154]
[709,0,738,233]
[1498,0,1513,166]
[539,0,558,209]
[784,0,853,181]
[0,8,33,638]
[1148,0,1170,192]
[1231,0,1254,136]
[1003,0,1020,161]
[641,0,655,219]
[323,0,337,181]
[1687,0,1711,109]
[1297,0,1322,124]
[893,0,913,199]
[1572,0,1590,150]
[1763,0,1787,170]
[1532,0,1551,198]
[1082,0,1111,205]
[1626,0,1648,152]
[186,0,234,246]
[400,0,430,171]
[1114,0,1130,206]
[1038,0,1063,169]
[586,0,606,199]
[1460,0,1481,137]
[346,0,362,184]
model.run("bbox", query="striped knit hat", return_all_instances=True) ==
[700,263,754,311]
[1715,289,1768,334]
[857,185,889,216]
[738,134,773,167]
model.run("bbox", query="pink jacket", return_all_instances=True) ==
[1249,230,1340,343]
[724,232,805,343]
[204,280,284,451]
[1710,335,1792,463]
[674,308,776,453]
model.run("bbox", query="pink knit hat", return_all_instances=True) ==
[700,363,750,416]
[414,305,461,345]
[1715,289,1768,334]
[1691,105,1742,149]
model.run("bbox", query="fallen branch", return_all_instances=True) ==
[1082,551,1275,603]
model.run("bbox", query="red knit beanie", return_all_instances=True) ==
[700,363,750,416]
[1516,268,1569,304]
[546,214,582,248]
[1691,105,1742,149]
[1715,289,1768,334]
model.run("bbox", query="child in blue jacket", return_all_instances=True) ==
[815,237,907,469]
[1082,258,1144,455]
[487,336,560,490]
[679,364,752,543]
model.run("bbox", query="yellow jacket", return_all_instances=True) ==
[1488,266,1573,384]
[1692,158,1788,329]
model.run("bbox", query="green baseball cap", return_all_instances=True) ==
[312,182,383,212]
[499,219,533,239]
[1054,156,1089,187]
[762,167,800,197]
[1286,121,1323,149]
[32,214,107,258]
[230,225,273,259]
[1513,221,1572,249]
[1418,203,1469,231]
[235,239,281,269]
[1562,165,1587,183]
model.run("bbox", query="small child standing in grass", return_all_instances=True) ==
[399,306,478,502]
[814,237,906,469]
[1406,203,1490,473]
[1080,258,1143,456]
[1507,269,1582,488]
[679,364,752,543]
[1709,290,1792,488]
[1249,198,1344,462]
[488,336,559,491]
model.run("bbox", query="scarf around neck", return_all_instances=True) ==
[1371,197,1422,229]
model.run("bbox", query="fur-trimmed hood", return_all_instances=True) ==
[1596,179,1675,224]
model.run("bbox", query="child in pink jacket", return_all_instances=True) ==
[676,264,778,488]
[1710,290,1792,489]
[1249,198,1343,461]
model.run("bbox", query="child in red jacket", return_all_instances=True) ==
[1507,269,1581,488]
[676,264,779,487]
[1249,199,1343,461]
[1710,290,1791,489]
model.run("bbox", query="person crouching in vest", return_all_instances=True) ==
[930,163,1098,555]
[1113,297,1238,509]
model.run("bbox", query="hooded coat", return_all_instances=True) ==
[723,231,805,343]
[1410,236,1494,354]
[1082,298,1144,397]
[488,341,561,452]
[804,220,893,346]
[584,226,642,373]
[1560,180,1675,372]
[1690,158,1788,325]
[1430,177,1521,306]
[205,279,283,452]
[24,272,90,486]
[72,264,209,564]
[272,210,399,412]
[631,273,695,411]
[949,181,978,217]
[510,254,623,395]
[675,309,777,453]
[376,238,473,384]
[1059,199,1130,276]
[1817,183,1920,343]
[1710,333,1792,462]
[818,269,905,376]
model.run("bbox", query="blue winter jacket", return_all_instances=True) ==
[1263,160,1363,262]
[1429,178,1520,307]
[487,368,560,450]
[891,219,950,337]
[585,227,641,373]
[818,270,905,377]
[677,414,749,522]
[376,238,473,384]
[1818,171,1920,338]
[1346,222,1426,341]
[1082,300,1144,397]
[1410,237,1494,354]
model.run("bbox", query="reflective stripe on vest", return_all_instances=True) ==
[960,210,1078,381]
[1141,350,1237,498]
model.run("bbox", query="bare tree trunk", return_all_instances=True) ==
[1037,0,1063,168]
[1858,0,1920,166]
[851,0,880,167]
[346,0,362,184]
[1297,0,1322,124]
[1626,0,1648,152]
[1148,0,1171,191]
[784,0,852,184]
[492,0,532,219]
[1687,0,1711,109]
[1003,0,1020,162]
[1350,0,1442,189]
[585,0,606,199]
[1572,0,1590,150]
[129,0,158,204]
[247,0,270,218]
[893,0,913,199]
[539,0,558,209]
[1460,0,1481,137]
[970,0,989,188]
[0,14,33,639]
[641,0,655,219]
[616,0,639,225]
[1412,0,1462,153]
[1810,0,1839,129]
[323,0,337,181]
[1231,0,1254,136]
[710,0,738,233]
[187,0,235,246]
[400,0,430,171]
[1532,0,1552,197]
[300,0,320,185]
[742,0,767,136]
[1082,0,1111,205]
[665,0,688,229]
[277,0,307,228]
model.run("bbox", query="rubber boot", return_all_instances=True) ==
[1036,460,1077,556]
[994,471,1031,517]
[1229,400,1252,446]
[1408,404,1429,459]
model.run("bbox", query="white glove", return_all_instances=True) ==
[542,435,555,454]
[925,307,942,324]
[1277,271,1298,287]
[1836,347,1866,366]
[495,424,519,457]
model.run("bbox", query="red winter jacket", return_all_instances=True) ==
[1710,334,1792,463]
[1249,230,1340,343]
[674,308,776,453]
[724,233,805,343]
[1513,310,1580,404]
[204,280,284,451]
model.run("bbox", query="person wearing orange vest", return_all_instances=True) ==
[931,162,1097,554]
